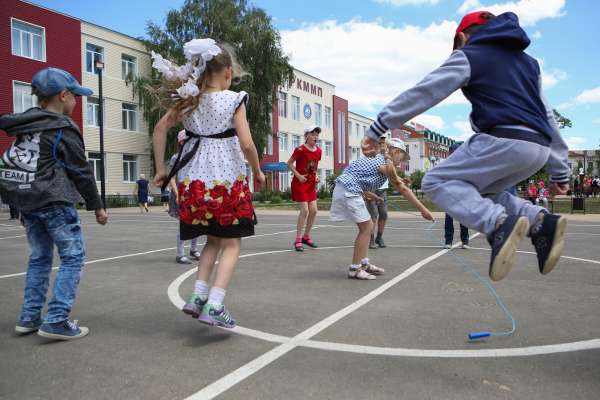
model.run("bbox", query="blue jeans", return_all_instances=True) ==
[19,205,86,324]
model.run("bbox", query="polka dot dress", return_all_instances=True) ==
[176,90,256,240]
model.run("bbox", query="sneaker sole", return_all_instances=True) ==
[198,314,235,329]
[490,217,530,282]
[541,216,567,275]
[37,327,89,340]
[15,326,40,334]
[182,306,201,319]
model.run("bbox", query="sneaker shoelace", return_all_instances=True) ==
[67,320,79,331]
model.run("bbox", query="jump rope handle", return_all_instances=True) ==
[468,331,491,340]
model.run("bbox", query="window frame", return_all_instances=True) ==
[291,95,300,121]
[324,106,332,129]
[122,154,138,183]
[11,18,46,62]
[121,53,137,81]
[121,103,138,131]
[85,43,105,74]
[88,152,104,183]
[12,81,38,113]
[279,132,289,152]
[278,91,287,118]
[86,97,102,127]
[314,103,322,127]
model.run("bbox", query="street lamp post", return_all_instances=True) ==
[95,60,106,208]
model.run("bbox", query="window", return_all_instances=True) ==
[265,134,273,155]
[325,141,332,157]
[324,106,331,128]
[314,103,322,126]
[86,97,101,126]
[291,96,300,121]
[348,120,352,141]
[12,82,37,113]
[279,132,289,152]
[88,152,103,182]
[278,91,287,118]
[362,125,367,137]
[121,54,137,80]
[279,171,290,190]
[122,103,137,131]
[292,134,301,149]
[338,111,346,163]
[11,19,45,61]
[123,154,138,182]
[86,43,104,74]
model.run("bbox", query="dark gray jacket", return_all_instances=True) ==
[0,107,102,212]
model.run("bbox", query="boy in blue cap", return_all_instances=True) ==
[0,67,108,340]
[363,11,569,281]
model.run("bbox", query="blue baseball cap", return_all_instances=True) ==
[31,67,93,97]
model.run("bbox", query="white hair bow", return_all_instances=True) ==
[151,38,222,99]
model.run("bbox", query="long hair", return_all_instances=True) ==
[159,43,248,120]
[381,142,403,186]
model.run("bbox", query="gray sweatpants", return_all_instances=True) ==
[422,133,549,236]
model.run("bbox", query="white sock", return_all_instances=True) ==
[190,238,199,252]
[208,287,226,306]
[361,258,370,266]
[194,280,209,299]
[349,264,361,271]
[176,234,185,257]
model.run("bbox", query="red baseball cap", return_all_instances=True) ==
[453,11,494,49]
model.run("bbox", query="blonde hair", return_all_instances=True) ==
[380,142,403,186]
[160,43,247,120]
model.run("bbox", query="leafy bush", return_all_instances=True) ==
[270,194,282,204]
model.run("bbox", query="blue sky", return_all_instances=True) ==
[29,0,599,149]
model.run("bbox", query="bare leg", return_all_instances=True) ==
[296,202,309,238]
[196,235,221,282]
[139,203,144,213]
[212,238,241,289]
[352,220,373,265]
[304,200,318,237]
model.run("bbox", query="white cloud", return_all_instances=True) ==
[281,19,461,113]
[531,31,542,39]
[410,114,445,130]
[542,68,567,89]
[374,0,440,6]
[575,86,600,104]
[564,136,587,150]
[456,0,566,27]
[451,120,475,141]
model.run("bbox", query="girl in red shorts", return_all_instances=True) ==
[288,126,322,251]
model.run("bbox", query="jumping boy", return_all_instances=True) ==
[0,67,107,340]
[363,11,570,281]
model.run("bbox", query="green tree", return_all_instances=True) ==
[410,170,425,191]
[552,109,572,129]
[131,0,294,160]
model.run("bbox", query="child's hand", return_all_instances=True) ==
[297,174,307,183]
[256,171,266,188]
[551,182,569,196]
[364,191,383,204]
[153,171,168,188]
[95,208,108,225]
[361,136,380,157]
[421,209,434,221]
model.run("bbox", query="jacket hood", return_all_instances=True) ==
[466,12,530,51]
[0,107,79,136]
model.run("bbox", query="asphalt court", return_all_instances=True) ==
[0,208,599,400]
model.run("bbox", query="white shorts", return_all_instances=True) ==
[329,183,371,223]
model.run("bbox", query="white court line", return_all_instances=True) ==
[467,247,600,264]
[0,234,26,240]
[183,234,480,400]
[0,229,299,280]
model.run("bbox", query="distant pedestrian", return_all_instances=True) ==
[135,174,150,213]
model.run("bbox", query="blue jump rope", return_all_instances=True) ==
[406,213,516,340]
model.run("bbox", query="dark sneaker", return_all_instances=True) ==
[302,236,318,248]
[15,317,42,334]
[189,249,201,260]
[176,256,193,264]
[37,320,89,340]
[530,213,567,275]
[375,237,387,248]
[198,304,236,328]
[487,215,530,281]
[182,293,207,318]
